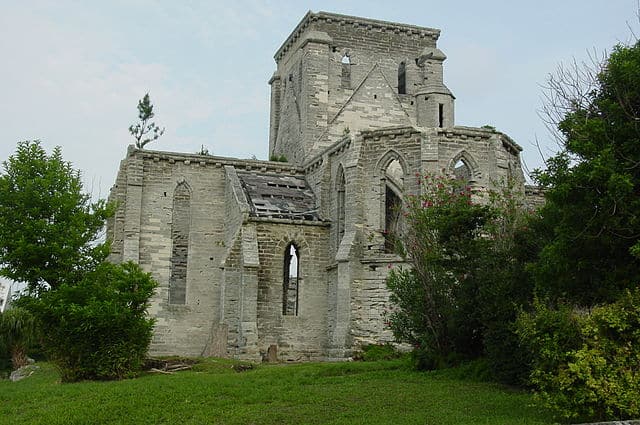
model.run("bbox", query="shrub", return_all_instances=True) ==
[269,154,288,162]
[386,175,494,369]
[0,307,37,370]
[357,344,402,362]
[21,261,157,382]
[516,291,640,421]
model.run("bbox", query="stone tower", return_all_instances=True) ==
[268,11,455,165]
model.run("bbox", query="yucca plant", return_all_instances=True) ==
[0,307,37,370]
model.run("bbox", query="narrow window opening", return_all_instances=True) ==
[438,103,444,128]
[283,243,300,316]
[385,186,402,253]
[336,168,346,249]
[169,183,190,305]
[398,62,406,94]
[341,53,351,89]
[384,159,404,253]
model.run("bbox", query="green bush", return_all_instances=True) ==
[0,324,11,377]
[0,307,38,371]
[268,154,288,162]
[21,261,157,382]
[516,291,640,421]
[357,344,402,362]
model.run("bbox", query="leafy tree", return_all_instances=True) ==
[387,174,536,379]
[532,42,640,305]
[386,175,494,369]
[0,141,113,292]
[129,93,165,149]
[476,182,541,385]
[19,261,157,382]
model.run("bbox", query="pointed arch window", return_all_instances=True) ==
[169,182,191,305]
[336,167,346,248]
[283,243,300,316]
[398,61,407,94]
[384,159,404,252]
[453,158,472,182]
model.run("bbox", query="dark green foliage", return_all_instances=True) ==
[269,154,288,162]
[516,290,640,421]
[532,42,640,305]
[129,93,165,149]
[0,307,37,372]
[387,175,536,382]
[515,301,585,387]
[512,41,640,420]
[0,141,113,292]
[387,175,495,368]
[476,187,541,386]
[20,262,157,382]
[356,344,402,362]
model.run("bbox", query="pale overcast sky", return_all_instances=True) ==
[0,1,637,195]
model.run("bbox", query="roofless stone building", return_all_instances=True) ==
[108,11,531,361]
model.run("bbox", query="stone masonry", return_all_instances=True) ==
[108,11,537,361]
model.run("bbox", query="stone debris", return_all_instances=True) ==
[9,364,40,382]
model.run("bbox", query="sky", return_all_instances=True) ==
[0,0,638,198]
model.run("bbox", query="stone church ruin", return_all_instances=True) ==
[108,11,532,361]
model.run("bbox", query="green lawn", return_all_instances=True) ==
[0,359,554,425]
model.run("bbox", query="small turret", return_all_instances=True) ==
[414,47,455,128]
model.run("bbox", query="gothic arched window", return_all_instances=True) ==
[453,158,472,182]
[384,158,404,252]
[336,166,346,248]
[169,182,191,305]
[283,243,300,316]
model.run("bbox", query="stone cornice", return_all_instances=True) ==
[127,146,305,175]
[274,11,441,63]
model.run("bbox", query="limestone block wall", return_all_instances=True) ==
[306,12,440,100]
[135,153,226,356]
[420,126,525,190]
[107,149,299,357]
[220,233,243,357]
[358,127,422,238]
[252,221,330,361]
[107,155,129,262]
[351,258,399,346]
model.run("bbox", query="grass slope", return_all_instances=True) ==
[0,359,553,425]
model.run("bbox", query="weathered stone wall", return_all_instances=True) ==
[420,126,526,190]
[253,221,330,361]
[135,152,226,356]
[107,155,130,263]
[270,12,454,165]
